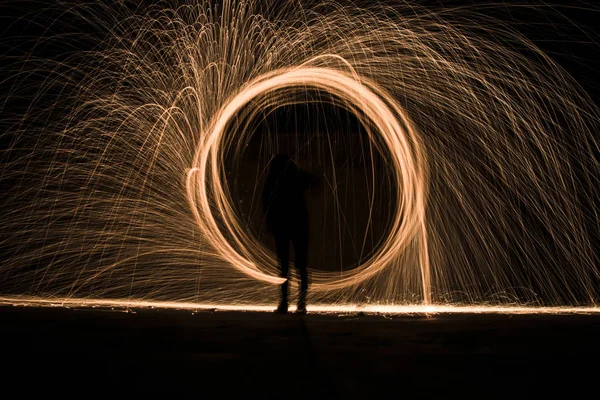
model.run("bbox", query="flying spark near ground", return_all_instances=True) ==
[1,0,599,310]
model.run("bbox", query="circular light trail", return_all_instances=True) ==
[186,66,430,299]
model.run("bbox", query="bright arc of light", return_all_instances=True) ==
[186,66,430,300]
[2,297,600,315]
[4,0,600,307]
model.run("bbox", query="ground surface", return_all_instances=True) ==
[1,305,599,398]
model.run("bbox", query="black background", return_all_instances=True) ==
[1,0,599,284]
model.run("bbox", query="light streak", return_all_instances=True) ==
[1,296,599,316]
[187,66,429,295]
[1,1,599,307]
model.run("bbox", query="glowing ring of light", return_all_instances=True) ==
[186,66,429,293]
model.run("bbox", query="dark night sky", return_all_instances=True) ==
[0,1,599,281]
[1,1,599,99]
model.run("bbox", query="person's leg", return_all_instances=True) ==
[293,227,309,313]
[274,231,290,312]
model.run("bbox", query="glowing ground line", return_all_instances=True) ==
[186,66,430,301]
[2,297,600,315]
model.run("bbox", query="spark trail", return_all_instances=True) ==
[0,0,599,308]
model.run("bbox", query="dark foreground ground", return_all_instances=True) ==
[1,306,599,398]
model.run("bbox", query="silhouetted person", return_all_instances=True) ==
[262,154,316,314]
